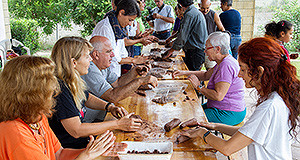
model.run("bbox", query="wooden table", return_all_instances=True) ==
[96,80,217,160]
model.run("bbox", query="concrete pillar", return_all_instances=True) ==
[233,0,255,42]
[0,0,11,41]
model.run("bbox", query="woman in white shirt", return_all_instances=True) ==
[179,37,300,160]
[92,0,151,77]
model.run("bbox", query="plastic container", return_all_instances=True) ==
[151,61,174,69]
[155,83,188,91]
[118,141,173,160]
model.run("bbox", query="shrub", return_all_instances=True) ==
[10,18,41,54]
[271,0,300,52]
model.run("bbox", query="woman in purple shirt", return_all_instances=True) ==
[173,31,245,125]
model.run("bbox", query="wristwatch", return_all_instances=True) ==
[203,130,211,143]
[105,102,111,111]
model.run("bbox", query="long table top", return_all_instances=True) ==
[96,80,217,160]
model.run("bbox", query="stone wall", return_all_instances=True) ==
[233,0,255,42]
[0,0,11,41]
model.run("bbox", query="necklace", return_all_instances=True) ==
[27,122,47,154]
[28,123,41,130]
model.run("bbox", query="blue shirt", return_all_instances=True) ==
[219,9,241,35]
[173,17,181,32]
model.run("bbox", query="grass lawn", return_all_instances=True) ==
[291,59,300,78]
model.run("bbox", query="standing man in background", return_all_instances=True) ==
[163,0,208,71]
[148,0,175,40]
[199,0,225,70]
[219,0,241,59]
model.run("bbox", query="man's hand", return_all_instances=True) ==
[187,74,201,89]
[140,28,154,37]
[109,105,128,119]
[161,49,173,59]
[135,65,150,76]
[147,35,159,43]
[165,39,174,48]
[141,75,158,88]
[116,113,143,131]
[140,37,152,46]
[153,13,162,19]
[158,40,166,45]
[132,56,149,65]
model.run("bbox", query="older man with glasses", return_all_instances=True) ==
[81,36,158,123]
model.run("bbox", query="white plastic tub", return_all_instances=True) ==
[118,141,173,160]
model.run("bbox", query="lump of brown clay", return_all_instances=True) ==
[138,84,152,90]
[179,118,200,129]
[135,90,146,96]
[164,118,181,132]
[176,135,191,144]
[129,114,142,120]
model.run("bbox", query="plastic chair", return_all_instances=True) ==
[0,45,5,70]
[0,39,30,70]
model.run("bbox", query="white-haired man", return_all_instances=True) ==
[81,36,158,123]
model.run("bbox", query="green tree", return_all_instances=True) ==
[8,0,73,35]
[8,0,112,36]
[271,0,300,52]
[9,0,178,37]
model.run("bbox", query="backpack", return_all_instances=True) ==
[10,39,25,55]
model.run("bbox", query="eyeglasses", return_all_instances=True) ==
[205,46,214,51]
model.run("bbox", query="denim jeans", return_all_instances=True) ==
[131,45,142,57]
[153,31,171,40]
[230,34,242,59]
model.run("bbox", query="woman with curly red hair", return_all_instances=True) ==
[179,37,300,159]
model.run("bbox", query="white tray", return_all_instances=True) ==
[118,141,173,160]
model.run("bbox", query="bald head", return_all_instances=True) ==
[89,36,114,70]
[90,36,111,53]
[201,0,211,5]
[199,0,211,15]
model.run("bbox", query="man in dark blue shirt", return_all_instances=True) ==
[219,0,241,59]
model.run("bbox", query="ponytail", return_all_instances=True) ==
[265,20,293,39]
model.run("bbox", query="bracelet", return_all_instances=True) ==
[196,84,204,91]
[105,102,111,111]
[203,130,211,144]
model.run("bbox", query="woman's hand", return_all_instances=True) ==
[101,142,128,156]
[117,113,142,131]
[172,70,185,79]
[76,131,115,160]
[187,74,200,89]
[180,127,207,139]
[198,122,218,130]
[109,105,128,119]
